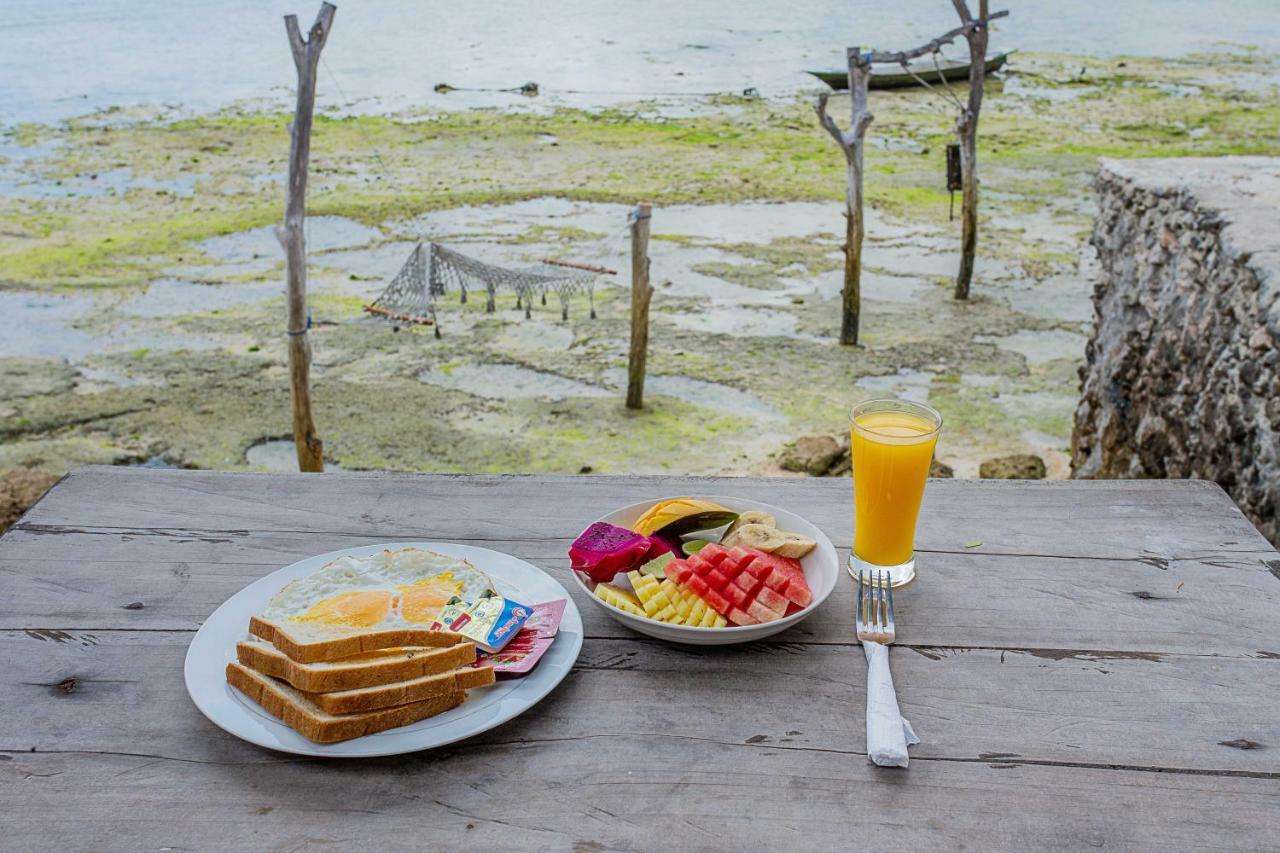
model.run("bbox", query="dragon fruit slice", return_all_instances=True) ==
[570,522,654,583]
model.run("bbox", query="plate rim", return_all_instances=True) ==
[570,494,839,640]
[184,540,583,757]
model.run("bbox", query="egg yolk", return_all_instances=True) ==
[293,589,393,627]
[399,572,464,623]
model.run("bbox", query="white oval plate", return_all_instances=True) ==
[572,496,839,645]
[185,541,582,757]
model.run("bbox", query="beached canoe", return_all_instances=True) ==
[807,51,1010,91]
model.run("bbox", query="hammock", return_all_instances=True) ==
[363,242,615,337]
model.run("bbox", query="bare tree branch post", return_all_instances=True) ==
[625,203,653,410]
[952,0,993,300]
[277,3,336,473]
[815,47,873,346]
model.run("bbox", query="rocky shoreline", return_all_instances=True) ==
[1074,157,1280,544]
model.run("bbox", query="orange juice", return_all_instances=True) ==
[850,403,940,575]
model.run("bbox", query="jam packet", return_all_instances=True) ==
[479,599,566,677]
[432,590,531,654]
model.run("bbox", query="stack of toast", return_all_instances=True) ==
[225,613,495,744]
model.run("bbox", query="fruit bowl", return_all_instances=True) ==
[571,496,839,645]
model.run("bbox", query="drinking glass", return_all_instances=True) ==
[848,398,942,587]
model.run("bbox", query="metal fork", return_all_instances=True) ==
[856,569,915,766]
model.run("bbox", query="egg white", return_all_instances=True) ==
[261,548,494,630]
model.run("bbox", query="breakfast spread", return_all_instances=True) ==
[212,502,814,747]
[225,546,565,743]
[571,498,817,628]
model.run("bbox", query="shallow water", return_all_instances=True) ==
[118,279,281,318]
[665,305,799,338]
[493,321,576,352]
[4,0,1277,125]
[197,216,382,265]
[602,368,783,422]
[858,368,935,402]
[0,164,200,201]
[0,291,216,361]
[991,273,1096,325]
[811,268,932,304]
[246,439,347,472]
[976,328,1087,365]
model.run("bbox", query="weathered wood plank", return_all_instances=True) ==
[3,469,1280,849]
[3,630,1277,773]
[12,468,1274,561]
[2,745,1276,853]
[2,529,1277,657]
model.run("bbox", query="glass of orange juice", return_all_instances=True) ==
[849,398,942,587]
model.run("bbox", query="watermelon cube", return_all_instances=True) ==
[718,557,746,581]
[725,546,759,570]
[746,600,782,623]
[704,568,731,591]
[727,607,758,626]
[702,587,732,616]
[754,585,789,617]
[722,582,749,609]
[761,565,790,591]
[699,543,729,564]
[686,553,715,575]
[667,559,693,584]
[732,570,760,595]
[683,571,709,597]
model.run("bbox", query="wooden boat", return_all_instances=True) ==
[808,51,1010,91]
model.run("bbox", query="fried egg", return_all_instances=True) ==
[261,548,494,632]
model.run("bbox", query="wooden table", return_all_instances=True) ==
[3,468,1278,851]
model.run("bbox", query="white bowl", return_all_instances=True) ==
[571,495,839,645]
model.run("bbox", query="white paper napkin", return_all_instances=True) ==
[863,640,919,767]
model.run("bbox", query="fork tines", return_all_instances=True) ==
[856,569,895,643]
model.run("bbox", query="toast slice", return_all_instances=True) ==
[236,638,477,693]
[301,664,496,714]
[248,614,463,663]
[225,662,465,744]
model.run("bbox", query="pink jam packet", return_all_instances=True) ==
[521,599,566,638]
[477,599,566,676]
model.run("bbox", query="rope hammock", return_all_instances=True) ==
[363,242,616,337]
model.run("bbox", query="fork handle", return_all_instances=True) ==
[863,640,918,767]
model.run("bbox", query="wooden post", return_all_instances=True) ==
[277,3,335,473]
[815,48,873,346]
[625,203,653,410]
[952,0,992,301]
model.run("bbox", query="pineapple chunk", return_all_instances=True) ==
[595,583,645,617]
[659,579,694,625]
[628,572,678,623]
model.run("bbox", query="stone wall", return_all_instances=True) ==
[1073,157,1280,544]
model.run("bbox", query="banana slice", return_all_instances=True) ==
[772,531,817,559]
[722,510,777,540]
[722,523,787,552]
